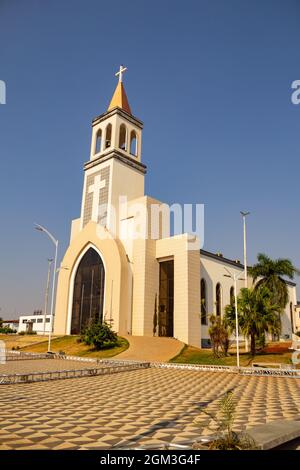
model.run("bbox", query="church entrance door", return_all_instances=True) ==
[158,260,174,337]
[71,247,105,334]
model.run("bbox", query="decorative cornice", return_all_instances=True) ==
[84,149,147,174]
[92,107,143,129]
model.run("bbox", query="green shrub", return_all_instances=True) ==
[18,330,37,336]
[81,322,118,350]
[0,327,16,334]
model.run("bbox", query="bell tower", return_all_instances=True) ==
[80,66,146,234]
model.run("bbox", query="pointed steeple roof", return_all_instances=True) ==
[107,65,132,114]
[107,81,132,114]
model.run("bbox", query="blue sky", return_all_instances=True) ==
[0,0,299,317]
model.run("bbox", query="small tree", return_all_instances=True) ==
[193,390,257,450]
[81,322,118,350]
[209,315,230,357]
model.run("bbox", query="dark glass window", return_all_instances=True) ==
[201,278,207,325]
[216,283,222,317]
[71,248,105,334]
[290,302,294,333]
[159,260,174,337]
[230,286,235,306]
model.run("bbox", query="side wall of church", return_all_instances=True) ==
[200,255,244,342]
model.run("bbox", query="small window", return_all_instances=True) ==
[31,318,36,323]
[216,283,222,317]
[105,124,112,149]
[22,319,27,324]
[46,318,50,323]
[130,131,138,156]
[230,286,235,306]
[119,124,127,151]
[37,318,43,323]
[95,129,102,154]
[201,278,207,325]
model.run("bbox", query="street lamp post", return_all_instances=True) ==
[35,224,58,352]
[43,258,53,335]
[240,211,250,352]
[240,211,250,288]
[224,267,245,368]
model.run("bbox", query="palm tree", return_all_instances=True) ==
[249,253,299,310]
[224,287,281,355]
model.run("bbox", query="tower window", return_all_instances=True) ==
[216,283,222,317]
[130,130,138,156]
[119,124,127,151]
[105,124,112,149]
[95,129,102,154]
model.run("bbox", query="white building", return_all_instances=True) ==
[18,314,51,335]
[2,320,19,331]
[53,67,298,348]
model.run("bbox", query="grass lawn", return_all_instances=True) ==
[170,344,295,367]
[1,334,129,359]
[0,334,56,350]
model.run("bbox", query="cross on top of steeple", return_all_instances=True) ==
[115,65,127,83]
[107,65,131,114]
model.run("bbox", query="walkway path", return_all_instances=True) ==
[1,365,300,449]
[114,335,184,362]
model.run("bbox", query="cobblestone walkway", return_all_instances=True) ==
[1,362,300,449]
[0,359,102,374]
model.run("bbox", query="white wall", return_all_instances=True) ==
[200,254,244,343]
[18,315,52,335]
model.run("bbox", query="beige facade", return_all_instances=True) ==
[54,76,201,347]
[54,73,298,348]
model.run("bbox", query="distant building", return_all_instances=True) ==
[18,314,51,335]
[2,320,19,331]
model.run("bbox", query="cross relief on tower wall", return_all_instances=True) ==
[82,166,110,227]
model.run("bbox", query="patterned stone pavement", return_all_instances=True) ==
[1,361,300,450]
[0,359,104,375]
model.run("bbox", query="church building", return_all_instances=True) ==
[54,67,297,347]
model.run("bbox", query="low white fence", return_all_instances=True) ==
[151,361,300,378]
[0,361,150,385]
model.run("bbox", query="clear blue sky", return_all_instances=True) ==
[0,0,299,318]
